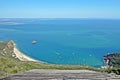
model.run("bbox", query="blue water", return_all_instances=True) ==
[0,18,120,67]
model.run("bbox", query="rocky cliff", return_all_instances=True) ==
[104,53,120,68]
[0,40,17,58]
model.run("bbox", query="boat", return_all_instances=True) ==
[32,40,37,44]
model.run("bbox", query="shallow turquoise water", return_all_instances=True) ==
[0,19,120,67]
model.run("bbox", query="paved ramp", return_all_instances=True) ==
[2,69,120,80]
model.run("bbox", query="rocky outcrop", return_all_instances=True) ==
[0,40,37,62]
[0,40,16,58]
[104,53,120,68]
[3,69,120,80]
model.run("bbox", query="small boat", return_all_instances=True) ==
[32,40,37,44]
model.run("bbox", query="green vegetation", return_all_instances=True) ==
[1,40,120,79]
[103,53,120,75]
[0,40,99,79]
[0,40,15,58]
[104,68,120,75]
[0,54,99,79]
[104,53,120,68]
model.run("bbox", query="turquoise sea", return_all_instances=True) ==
[0,18,120,67]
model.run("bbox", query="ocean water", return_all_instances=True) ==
[0,18,120,67]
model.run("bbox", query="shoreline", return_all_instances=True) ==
[2,40,104,68]
[12,40,39,62]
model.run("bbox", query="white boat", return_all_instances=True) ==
[32,40,37,44]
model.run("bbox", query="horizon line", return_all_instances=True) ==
[0,18,120,19]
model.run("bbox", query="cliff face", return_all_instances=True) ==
[0,40,17,58]
[104,53,120,68]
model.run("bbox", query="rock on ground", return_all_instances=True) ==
[2,69,120,80]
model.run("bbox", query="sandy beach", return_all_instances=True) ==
[12,41,38,62]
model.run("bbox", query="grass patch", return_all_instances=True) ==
[0,54,100,79]
[1,40,117,79]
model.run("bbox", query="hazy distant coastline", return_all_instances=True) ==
[1,19,120,67]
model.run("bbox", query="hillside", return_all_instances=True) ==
[0,40,99,79]
[104,53,120,68]
[0,40,120,79]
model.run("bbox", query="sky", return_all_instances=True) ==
[0,0,120,18]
